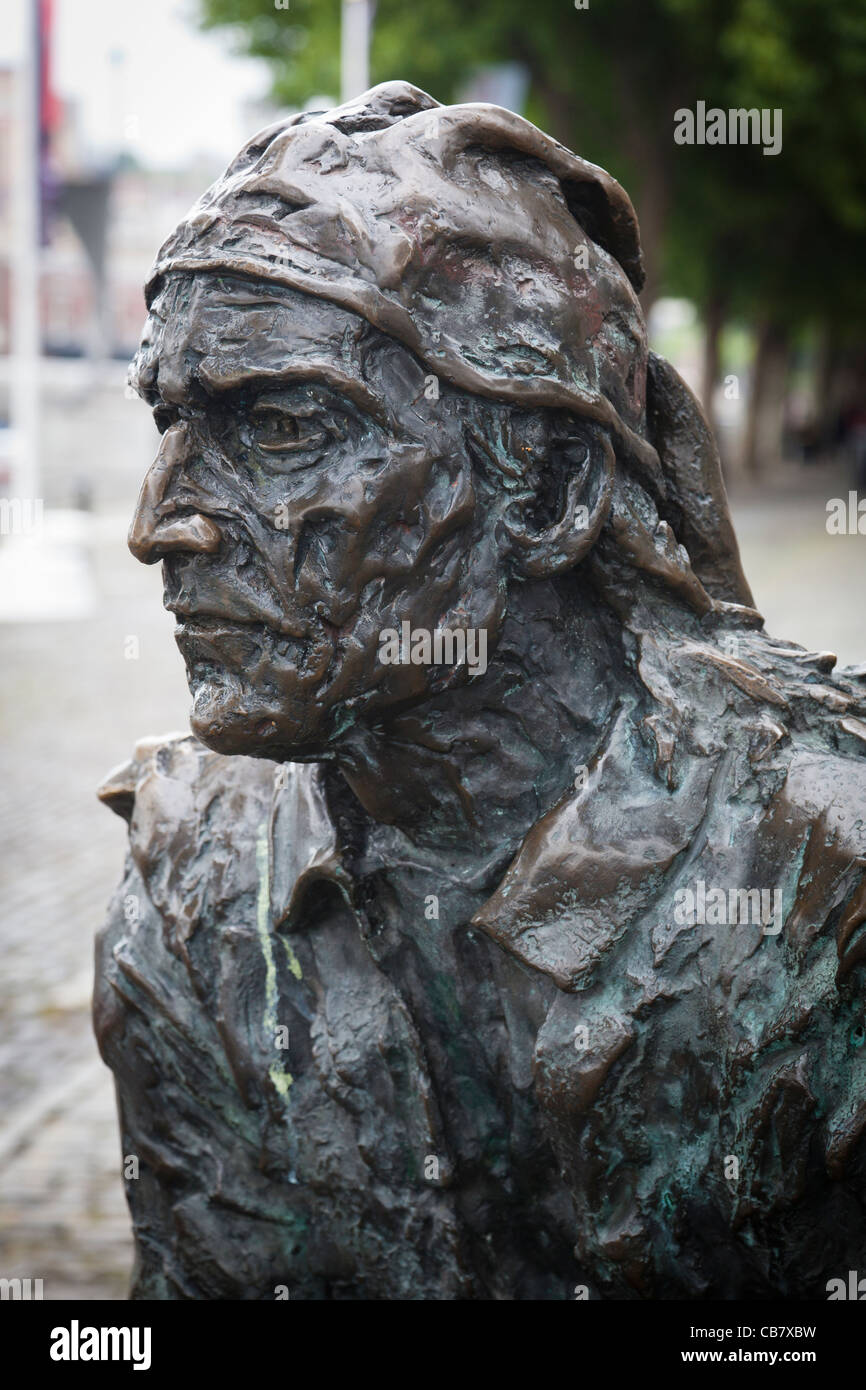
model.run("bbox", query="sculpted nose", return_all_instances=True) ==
[128,423,223,565]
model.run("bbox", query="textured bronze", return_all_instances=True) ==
[96,82,866,1300]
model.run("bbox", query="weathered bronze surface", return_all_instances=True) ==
[96,82,866,1300]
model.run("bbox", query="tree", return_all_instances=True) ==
[199,0,734,309]
[200,0,866,470]
[666,0,866,464]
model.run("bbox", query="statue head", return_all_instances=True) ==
[127,82,755,766]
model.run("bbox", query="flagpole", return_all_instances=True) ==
[341,0,372,103]
[10,0,40,510]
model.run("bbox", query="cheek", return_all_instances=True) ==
[311,466,501,711]
[258,445,477,614]
[355,448,479,581]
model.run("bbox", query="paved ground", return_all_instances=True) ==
[0,364,863,1300]
[729,469,866,671]
[0,365,188,1299]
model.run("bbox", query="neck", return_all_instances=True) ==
[332,577,629,863]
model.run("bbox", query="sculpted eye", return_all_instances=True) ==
[250,405,327,453]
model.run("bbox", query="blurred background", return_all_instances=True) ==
[0,0,863,1299]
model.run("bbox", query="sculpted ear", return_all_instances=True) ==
[501,420,616,579]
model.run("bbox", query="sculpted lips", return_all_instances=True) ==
[168,605,308,640]
[173,616,268,672]
[169,609,330,688]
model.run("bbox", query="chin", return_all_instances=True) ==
[176,621,337,760]
[187,670,341,763]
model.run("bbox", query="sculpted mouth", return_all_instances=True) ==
[171,609,333,690]
[173,613,261,635]
[173,616,269,670]
[169,607,307,640]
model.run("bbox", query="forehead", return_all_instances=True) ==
[132,273,390,406]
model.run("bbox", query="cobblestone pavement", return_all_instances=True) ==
[0,367,863,1299]
[1,368,188,1300]
[0,1063,132,1300]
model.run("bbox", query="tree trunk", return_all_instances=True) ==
[701,291,726,432]
[741,320,789,477]
[608,60,670,314]
[634,174,669,315]
[815,327,846,451]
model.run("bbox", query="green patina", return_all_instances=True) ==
[281,934,303,981]
[256,823,294,1096]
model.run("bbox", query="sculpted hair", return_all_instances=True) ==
[460,386,866,789]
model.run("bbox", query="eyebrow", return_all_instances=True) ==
[194,361,391,429]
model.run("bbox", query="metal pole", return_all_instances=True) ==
[10,0,40,508]
[341,0,372,103]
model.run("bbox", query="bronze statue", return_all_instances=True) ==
[96,82,866,1300]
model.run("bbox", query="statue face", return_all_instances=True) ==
[128,274,507,760]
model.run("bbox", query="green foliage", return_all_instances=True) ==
[199,0,866,333]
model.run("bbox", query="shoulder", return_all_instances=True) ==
[97,733,279,934]
[97,731,274,826]
[97,733,346,935]
[767,733,866,873]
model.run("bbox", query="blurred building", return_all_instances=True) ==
[0,55,228,368]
